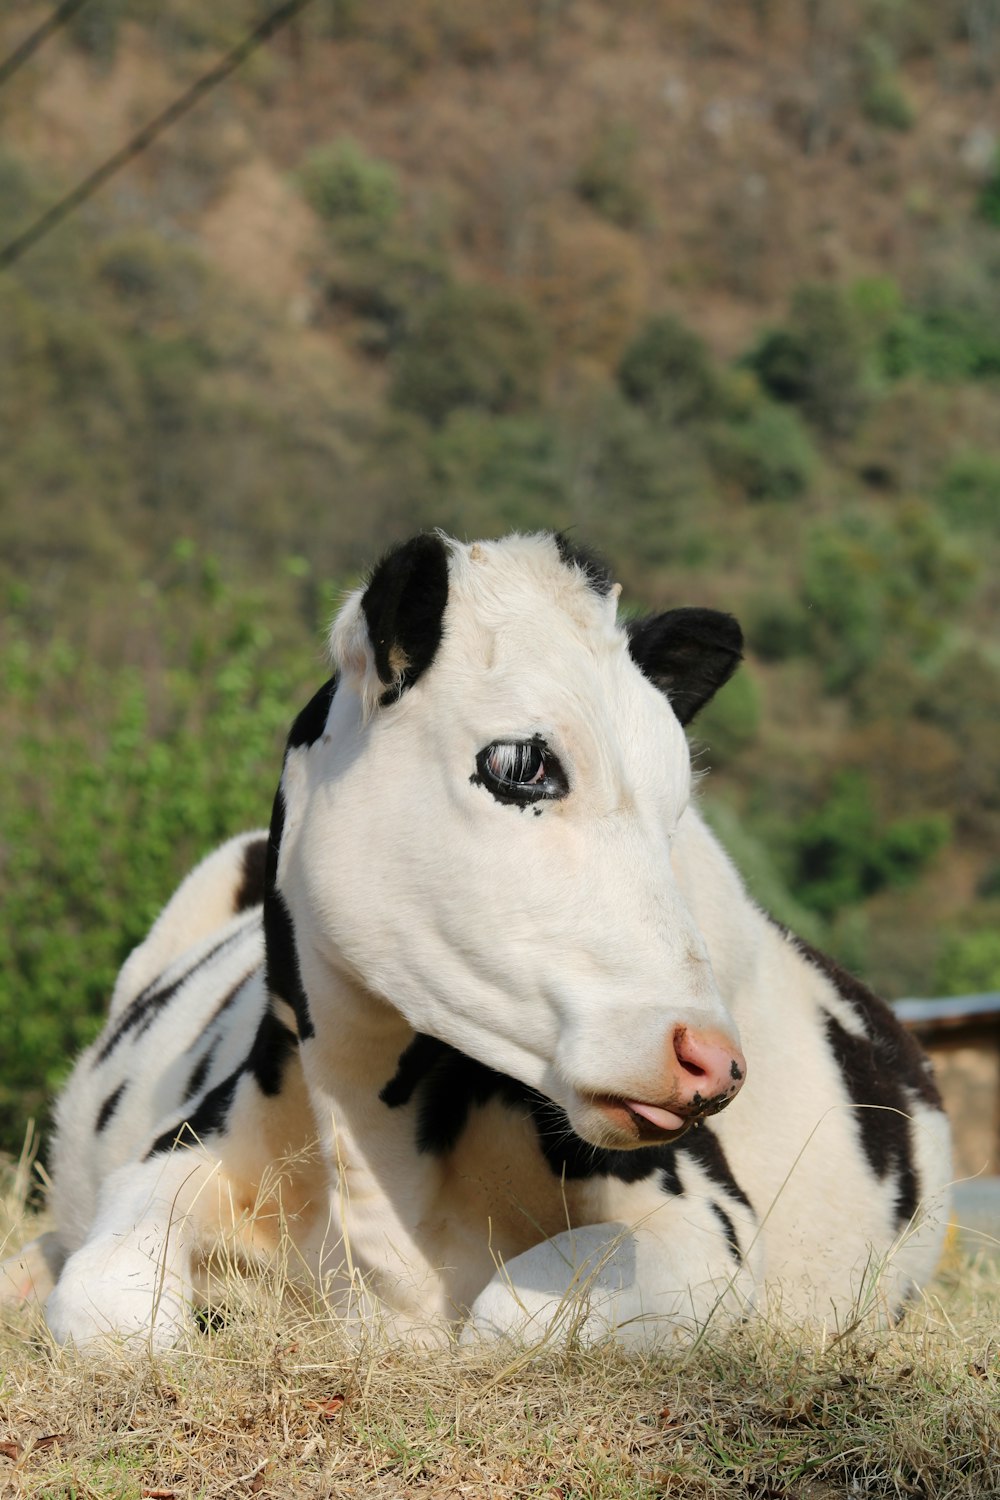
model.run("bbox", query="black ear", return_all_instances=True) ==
[627,608,743,725]
[361,533,450,701]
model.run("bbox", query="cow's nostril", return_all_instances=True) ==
[673,1026,709,1077]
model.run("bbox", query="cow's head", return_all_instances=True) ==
[278,532,746,1149]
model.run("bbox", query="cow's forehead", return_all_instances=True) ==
[429,537,686,802]
[444,534,622,660]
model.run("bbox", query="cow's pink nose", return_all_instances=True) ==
[671,1025,746,1118]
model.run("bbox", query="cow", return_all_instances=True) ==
[1,532,951,1351]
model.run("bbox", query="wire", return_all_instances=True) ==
[0,0,317,273]
[0,0,92,92]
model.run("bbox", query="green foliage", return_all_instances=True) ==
[978,151,1000,226]
[574,120,649,229]
[934,928,1000,995]
[695,669,761,762]
[0,582,315,1155]
[857,36,916,130]
[427,411,570,533]
[323,233,452,354]
[745,595,812,661]
[936,450,1000,529]
[801,506,977,693]
[390,284,546,425]
[862,71,916,130]
[913,648,1000,837]
[745,285,871,438]
[298,139,400,235]
[706,403,817,501]
[618,314,722,424]
[95,232,211,329]
[68,0,127,66]
[880,306,1000,382]
[789,772,949,918]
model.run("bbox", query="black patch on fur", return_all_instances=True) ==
[379,1034,450,1108]
[793,935,942,1111]
[677,1122,755,1214]
[262,786,314,1041]
[780,929,938,1230]
[146,1006,297,1158]
[183,1038,220,1102]
[286,676,338,751]
[823,1011,920,1227]
[234,837,268,913]
[245,1006,298,1096]
[553,533,614,596]
[360,534,450,703]
[147,1073,240,1158]
[380,1036,758,1203]
[94,927,250,1067]
[627,608,743,725]
[709,1200,743,1264]
[95,1081,127,1134]
[259,674,341,1047]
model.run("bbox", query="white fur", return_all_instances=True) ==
[6,534,951,1350]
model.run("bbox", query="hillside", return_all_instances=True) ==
[1,0,999,1152]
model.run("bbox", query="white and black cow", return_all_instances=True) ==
[2,532,951,1350]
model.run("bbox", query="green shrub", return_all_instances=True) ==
[801,521,885,690]
[427,411,568,533]
[574,120,649,229]
[298,139,400,235]
[694,669,761,762]
[706,403,816,501]
[323,234,452,353]
[790,771,949,918]
[95,232,211,330]
[618,314,722,424]
[862,72,916,130]
[390,284,546,425]
[801,506,976,694]
[857,37,916,130]
[936,450,1000,529]
[934,928,1000,995]
[978,151,1000,226]
[0,587,313,1156]
[880,306,1000,381]
[745,596,812,662]
[68,0,126,66]
[745,285,870,438]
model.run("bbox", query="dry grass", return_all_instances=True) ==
[1,1153,998,1500]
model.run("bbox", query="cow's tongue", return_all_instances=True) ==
[626,1100,685,1132]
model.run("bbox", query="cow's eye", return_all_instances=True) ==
[474,739,568,806]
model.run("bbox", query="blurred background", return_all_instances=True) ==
[1,0,999,1158]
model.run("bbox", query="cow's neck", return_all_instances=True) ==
[296,959,455,1316]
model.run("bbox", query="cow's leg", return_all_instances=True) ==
[45,1150,218,1351]
[464,1208,761,1349]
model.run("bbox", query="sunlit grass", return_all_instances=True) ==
[2,1153,997,1499]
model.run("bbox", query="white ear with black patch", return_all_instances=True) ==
[627,608,743,725]
[329,534,451,719]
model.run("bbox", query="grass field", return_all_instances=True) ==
[2,1153,998,1500]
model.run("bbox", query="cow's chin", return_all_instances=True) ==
[566,1093,693,1150]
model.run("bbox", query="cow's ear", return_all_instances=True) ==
[627,608,743,725]
[330,534,450,715]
